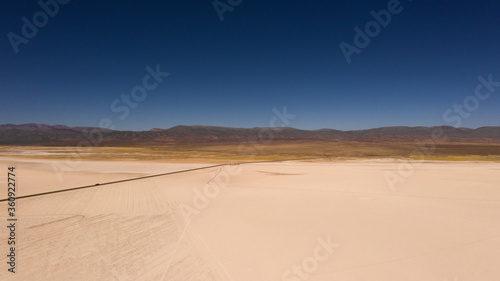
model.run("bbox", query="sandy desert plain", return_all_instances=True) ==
[1,146,500,281]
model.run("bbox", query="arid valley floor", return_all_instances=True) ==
[1,150,500,280]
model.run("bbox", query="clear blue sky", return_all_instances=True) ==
[1,0,499,131]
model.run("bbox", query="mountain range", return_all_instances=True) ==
[1,123,500,146]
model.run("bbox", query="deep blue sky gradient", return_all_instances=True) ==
[1,0,500,131]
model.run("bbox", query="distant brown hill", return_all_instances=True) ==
[1,123,500,146]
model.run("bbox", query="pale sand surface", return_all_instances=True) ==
[0,159,499,280]
[0,157,214,198]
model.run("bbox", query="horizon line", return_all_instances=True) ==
[2,123,499,133]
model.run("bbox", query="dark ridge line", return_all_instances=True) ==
[0,159,291,202]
